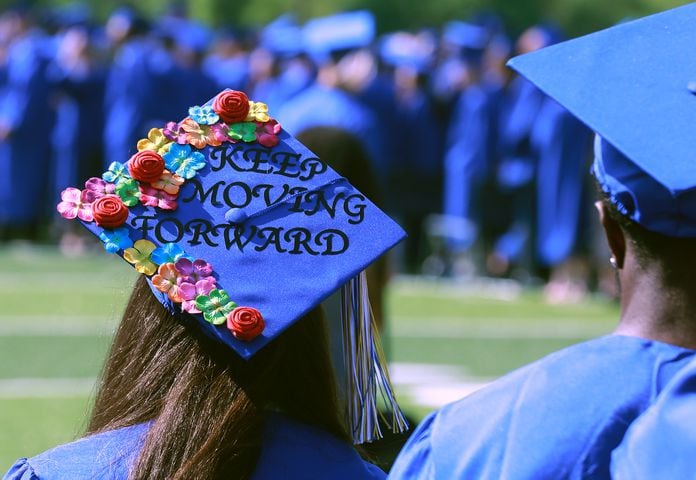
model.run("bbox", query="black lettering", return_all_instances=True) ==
[344,194,367,225]
[155,218,184,244]
[255,227,288,253]
[185,219,219,247]
[208,144,244,172]
[299,156,327,181]
[182,178,225,207]
[222,181,252,208]
[130,214,157,238]
[243,148,272,174]
[222,224,258,251]
[316,229,349,255]
[272,151,302,178]
[284,227,319,255]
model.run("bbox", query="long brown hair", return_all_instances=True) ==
[88,275,349,479]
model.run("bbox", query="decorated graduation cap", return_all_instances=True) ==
[56,89,407,443]
[507,3,696,237]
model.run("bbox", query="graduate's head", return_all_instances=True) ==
[507,5,696,280]
[56,89,406,477]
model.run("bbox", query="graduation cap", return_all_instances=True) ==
[302,10,375,61]
[379,32,436,73]
[56,89,407,443]
[508,3,696,237]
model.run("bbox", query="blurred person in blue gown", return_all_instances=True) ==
[486,25,562,279]
[102,7,157,168]
[277,12,386,188]
[203,27,250,92]
[390,5,696,478]
[0,6,53,240]
[378,31,441,272]
[437,21,500,277]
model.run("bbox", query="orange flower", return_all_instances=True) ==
[151,263,183,302]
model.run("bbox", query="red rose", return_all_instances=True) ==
[213,90,250,124]
[128,150,165,183]
[227,306,265,341]
[92,194,129,229]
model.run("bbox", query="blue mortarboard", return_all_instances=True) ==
[442,20,488,49]
[302,10,375,59]
[508,4,696,237]
[56,89,406,442]
[379,32,435,73]
[260,14,303,58]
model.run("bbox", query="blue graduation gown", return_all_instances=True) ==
[389,335,696,479]
[531,98,592,266]
[611,356,696,480]
[3,414,385,479]
[0,31,53,225]
[442,84,497,251]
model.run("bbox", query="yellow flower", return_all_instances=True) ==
[137,128,172,155]
[245,101,270,123]
[123,239,158,275]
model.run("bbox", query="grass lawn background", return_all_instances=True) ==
[0,244,618,468]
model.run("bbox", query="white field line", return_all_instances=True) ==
[390,362,493,408]
[0,378,97,398]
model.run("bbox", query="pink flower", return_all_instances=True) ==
[256,119,281,148]
[139,185,178,210]
[57,187,94,222]
[179,278,217,313]
[175,257,215,284]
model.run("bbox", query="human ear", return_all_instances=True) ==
[595,201,626,269]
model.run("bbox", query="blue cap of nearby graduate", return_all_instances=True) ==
[508,3,696,237]
[303,10,375,62]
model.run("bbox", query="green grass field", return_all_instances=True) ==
[0,244,619,468]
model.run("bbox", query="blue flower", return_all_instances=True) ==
[151,242,190,265]
[102,162,132,185]
[188,105,220,125]
[163,143,207,180]
[98,227,133,254]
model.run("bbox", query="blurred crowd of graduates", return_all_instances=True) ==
[0,3,614,301]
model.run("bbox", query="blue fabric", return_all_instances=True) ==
[389,335,696,479]
[533,98,592,266]
[0,30,53,225]
[441,84,498,251]
[611,356,696,480]
[507,4,696,236]
[2,415,384,479]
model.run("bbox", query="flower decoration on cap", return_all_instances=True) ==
[196,289,238,325]
[98,227,133,254]
[163,144,207,179]
[84,177,116,200]
[212,90,250,123]
[228,122,257,143]
[57,188,94,222]
[124,240,158,275]
[227,306,265,341]
[92,195,129,229]
[188,105,219,125]
[102,162,131,185]
[128,150,166,183]
[245,101,270,123]
[137,128,173,155]
[114,178,141,207]
[55,89,280,343]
